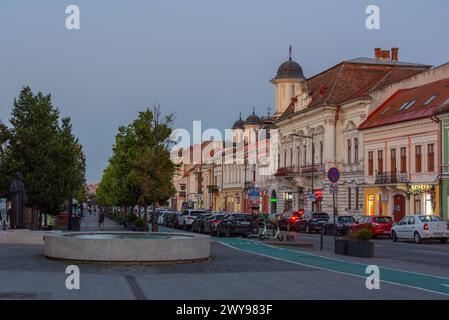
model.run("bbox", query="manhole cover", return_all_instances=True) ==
[0,293,38,300]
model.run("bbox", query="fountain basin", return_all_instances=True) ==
[43,231,210,262]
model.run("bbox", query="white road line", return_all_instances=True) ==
[413,249,449,256]
[217,241,449,297]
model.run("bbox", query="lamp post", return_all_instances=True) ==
[290,133,315,211]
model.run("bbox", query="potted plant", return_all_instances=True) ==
[334,234,350,255]
[347,227,374,258]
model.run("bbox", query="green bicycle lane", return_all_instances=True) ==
[214,237,449,297]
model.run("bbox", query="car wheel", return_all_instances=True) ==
[440,238,448,244]
[392,231,398,242]
[225,227,231,238]
[414,232,422,244]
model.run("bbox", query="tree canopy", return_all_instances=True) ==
[0,87,86,214]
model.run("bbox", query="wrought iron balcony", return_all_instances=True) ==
[374,171,408,184]
[274,165,324,177]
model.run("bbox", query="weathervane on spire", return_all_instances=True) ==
[289,45,292,60]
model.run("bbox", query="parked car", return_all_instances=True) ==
[157,211,171,225]
[177,210,206,230]
[391,215,449,244]
[278,210,304,231]
[203,213,228,235]
[323,215,355,236]
[294,211,329,233]
[351,215,393,238]
[191,213,213,233]
[216,213,258,237]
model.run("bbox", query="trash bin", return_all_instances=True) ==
[70,216,81,231]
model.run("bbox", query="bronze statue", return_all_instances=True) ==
[9,172,28,229]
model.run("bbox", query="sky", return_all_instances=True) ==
[0,0,448,183]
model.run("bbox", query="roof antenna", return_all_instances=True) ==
[289,45,292,60]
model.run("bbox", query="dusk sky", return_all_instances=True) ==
[1,0,448,183]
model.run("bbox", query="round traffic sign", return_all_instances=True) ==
[327,167,340,183]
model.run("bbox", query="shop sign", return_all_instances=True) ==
[409,185,433,193]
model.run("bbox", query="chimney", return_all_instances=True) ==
[374,48,390,60]
[391,48,399,61]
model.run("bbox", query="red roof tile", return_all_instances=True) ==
[359,78,449,130]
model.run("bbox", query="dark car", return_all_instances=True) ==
[216,213,258,238]
[164,211,180,228]
[323,215,356,236]
[203,213,228,235]
[278,210,304,231]
[191,213,212,233]
[294,211,329,233]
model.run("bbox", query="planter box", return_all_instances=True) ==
[334,239,349,255]
[347,240,374,258]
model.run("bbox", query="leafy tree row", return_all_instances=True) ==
[0,87,86,223]
[96,106,177,231]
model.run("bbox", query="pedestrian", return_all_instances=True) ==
[98,209,105,229]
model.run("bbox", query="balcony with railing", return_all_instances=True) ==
[374,171,408,185]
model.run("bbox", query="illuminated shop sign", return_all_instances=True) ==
[409,185,433,193]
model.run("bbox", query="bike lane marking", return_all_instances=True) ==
[216,237,449,297]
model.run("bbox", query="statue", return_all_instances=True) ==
[9,172,28,229]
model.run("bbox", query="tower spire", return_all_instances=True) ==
[252,106,256,115]
[239,112,242,120]
[289,45,292,60]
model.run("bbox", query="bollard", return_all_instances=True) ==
[320,226,324,250]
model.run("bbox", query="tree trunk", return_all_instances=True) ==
[144,204,148,232]
[152,203,158,232]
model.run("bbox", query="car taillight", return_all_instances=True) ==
[290,216,298,222]
[423,223,429,231]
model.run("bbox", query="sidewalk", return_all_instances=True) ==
[80,213,124,232]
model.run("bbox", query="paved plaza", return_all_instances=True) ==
[0,215,448,299]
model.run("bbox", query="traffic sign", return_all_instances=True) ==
[327,167,340,183]
[329,184,339,194]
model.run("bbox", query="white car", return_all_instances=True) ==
[391,215,449,244]
[177,210,206,230]
[157,211,169,225]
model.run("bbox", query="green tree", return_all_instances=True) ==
[1,87,86,226]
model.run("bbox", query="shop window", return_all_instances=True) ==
[425,194,433,215]
[414,198,421,215]
[368,194,374,215]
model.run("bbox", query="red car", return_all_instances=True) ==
[351,215,393,238]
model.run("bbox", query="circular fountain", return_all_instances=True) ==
[43,231,210,263]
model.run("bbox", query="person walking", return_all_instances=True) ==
[98,209,105,229]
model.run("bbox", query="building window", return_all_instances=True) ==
[428,143,434,172]
[277,154,280,168]
[377,150,383,173]
[368,151,374,176]
[415,145,422,173]
[355,187,359,209]
[414,198,421,215]
[303,145,307,165]
[319,141,323,165]
[400,147,407,173]
[348,187,351,210]
[297,147,300,166]
[347,139,352,164]
[390,148,396,173]
[290,148,293,167]
[291,85,295,97]
[284,150,287,167]
[354,138,359,163]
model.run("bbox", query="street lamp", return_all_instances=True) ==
[289,133,316,210]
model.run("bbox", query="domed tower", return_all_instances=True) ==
[231,113,245,144]
[243,107,261,145]
[270,46,306,115]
